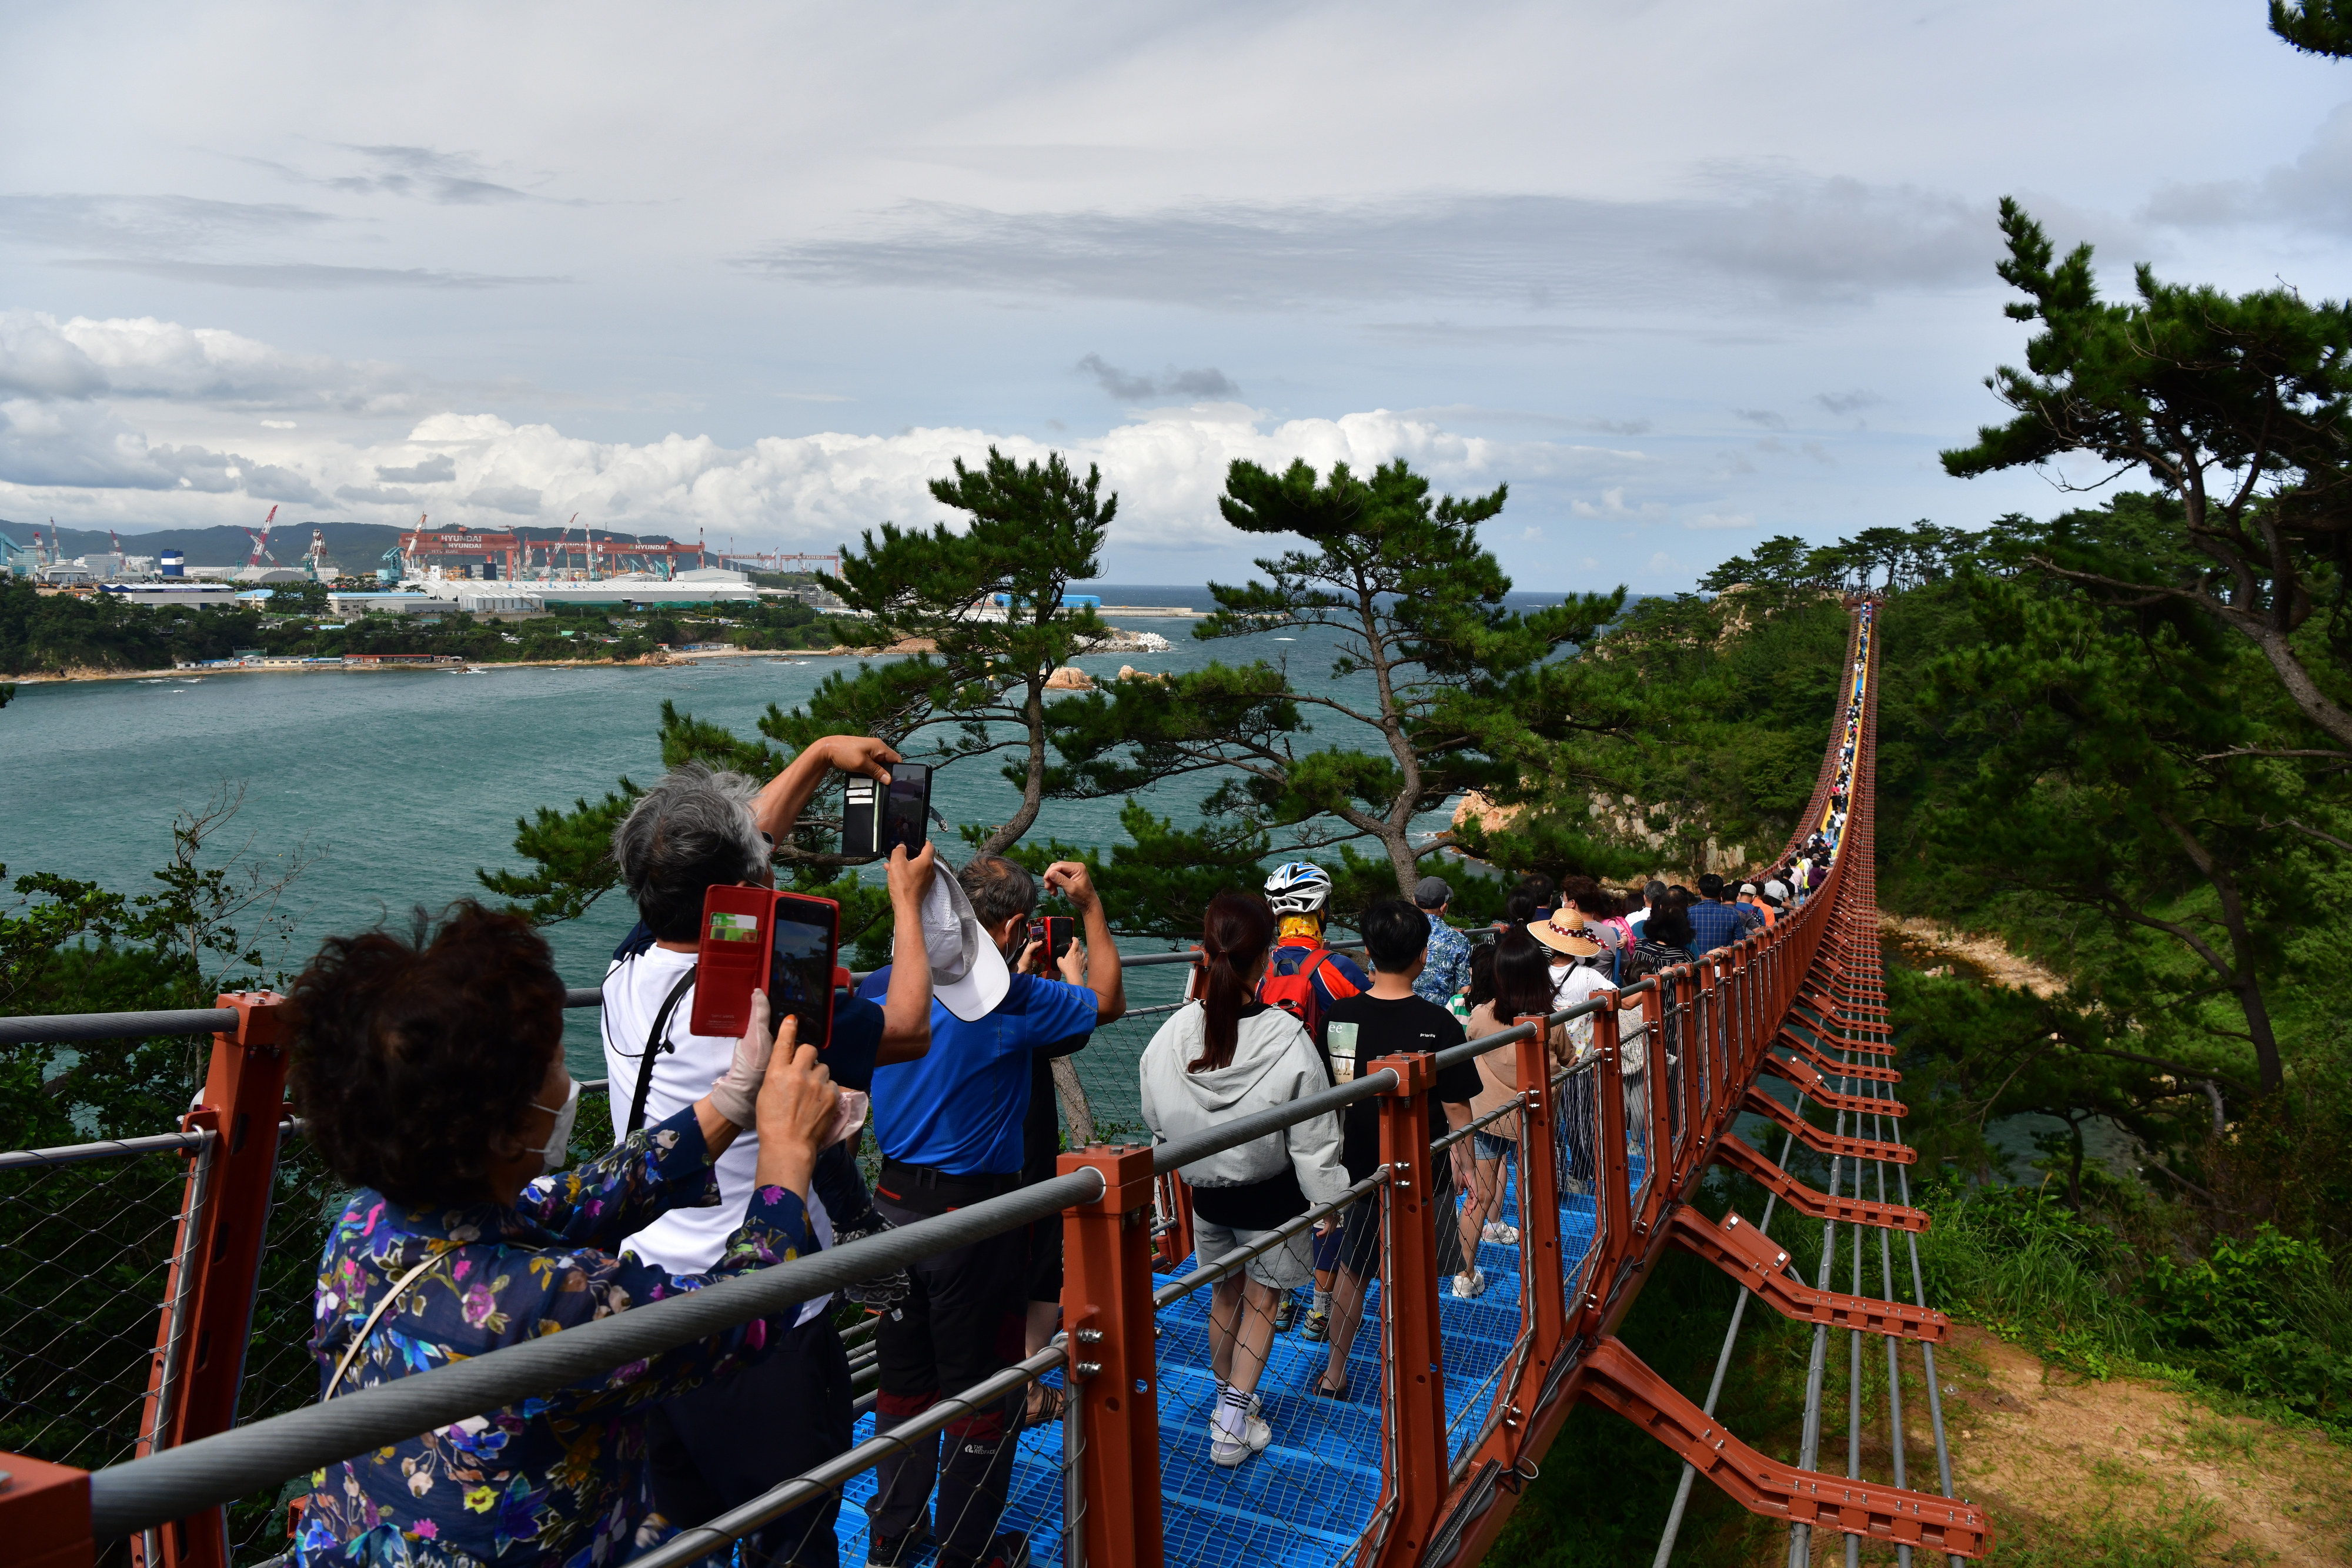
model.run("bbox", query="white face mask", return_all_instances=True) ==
[531,1078,581,1172]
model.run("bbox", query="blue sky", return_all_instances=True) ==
[4,0,2349,589]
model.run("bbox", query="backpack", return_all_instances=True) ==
[1259,945,1346,1041]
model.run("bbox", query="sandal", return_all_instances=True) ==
[1312,1375,1351,1400]
[1024,1380,1065,1425]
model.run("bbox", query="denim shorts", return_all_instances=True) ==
[1472,1129,1515,1162]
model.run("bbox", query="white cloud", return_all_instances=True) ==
[0,338,1603,553]
[0,396,321,500]
[1570,485,1666,521]
[1686,510,1754,530]
[0,310,425,411]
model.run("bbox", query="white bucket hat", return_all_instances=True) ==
[908,865,1010,1022]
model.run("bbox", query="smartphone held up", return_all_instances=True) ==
[843,760,932,859]
[689,885,844,1050]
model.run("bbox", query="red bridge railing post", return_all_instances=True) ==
[1675,966,1703,1194]
[1058,1144,1165,1568]
[1591,1004,1633,1295]
[138,991,289,1568]
[1511,1017,1571,1378]
[1362,1051,1448,1568]
[0,1455,95,1568]
[1638,979,1672,1239]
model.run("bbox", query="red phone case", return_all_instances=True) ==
[690,885,772,1037]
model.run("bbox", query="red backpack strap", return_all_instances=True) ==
[1305,948,1361,1001]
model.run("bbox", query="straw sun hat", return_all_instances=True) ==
[1528,911,1602,958]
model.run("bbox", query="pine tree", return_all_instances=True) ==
[1047,457,1622,897]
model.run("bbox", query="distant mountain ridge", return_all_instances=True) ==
[0,519,697,568]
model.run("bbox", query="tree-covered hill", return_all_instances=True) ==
[0,519,707,569]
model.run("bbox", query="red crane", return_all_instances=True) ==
[244,506,280,569]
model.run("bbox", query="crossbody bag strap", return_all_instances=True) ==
[628,964,700,1135]
[325,1249,446,1400]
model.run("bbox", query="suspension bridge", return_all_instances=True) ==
[0,599,1986,1567]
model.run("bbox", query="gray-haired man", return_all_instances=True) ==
[603,737,937,1568]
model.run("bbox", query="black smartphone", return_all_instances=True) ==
[768,892,840,1051]
[1028,914,1074,970]
[880,763,931,855]
[842,760,933,858]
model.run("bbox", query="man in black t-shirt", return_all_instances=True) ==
[1314,898,1484,1400]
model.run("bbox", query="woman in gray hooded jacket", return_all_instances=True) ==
[1139,891,1347,1467]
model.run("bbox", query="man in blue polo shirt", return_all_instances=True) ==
[1688,873,1759,955]
[857,854,1124,1568]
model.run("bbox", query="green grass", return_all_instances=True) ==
[1987,1489,2262,1567]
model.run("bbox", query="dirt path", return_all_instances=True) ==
[1926,1325,2351,1564]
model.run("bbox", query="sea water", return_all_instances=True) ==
[1,586,1535,1088]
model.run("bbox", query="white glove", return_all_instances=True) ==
[707,991,775,1129]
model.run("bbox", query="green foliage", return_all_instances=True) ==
[2,785,317,1151]
[1915,1177,2352,1427]
[1991,1489,2256,1568]
[1701,522,1985,594]
[475,784,641,926]
[482,449,1122,938]
[1918,562,2310,1089]
[0,577,238,673]
[476,700,896,952]
[1048,457,1622,894]
[2271,0,2352,57]
[0,808,345,1550]
[1001,800,1271,938]
[1462,584,1851,885]
[2143,1223,2331,1347]
[1943,198,2352,761]
[767,447,1116,856]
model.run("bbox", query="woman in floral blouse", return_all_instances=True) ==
[285,901,841,1567]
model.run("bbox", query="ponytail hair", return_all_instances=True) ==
[1192,890,1277,1072]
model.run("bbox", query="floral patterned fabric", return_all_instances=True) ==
[1412,914,1475,1007]
[290,1106,808,1568]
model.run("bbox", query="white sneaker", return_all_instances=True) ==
[1481,1222,1520,1246]
[1210,1411,1273,1466]
[1452,1268,1488,1299]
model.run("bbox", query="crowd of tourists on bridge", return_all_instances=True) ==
[270,608,1876,1568]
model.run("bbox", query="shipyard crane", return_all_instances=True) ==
[542,514,579,579]
[303,527,333,581]
[243,505,281,569]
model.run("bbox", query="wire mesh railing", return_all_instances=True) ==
[1151,1171,1394,1568]
[1435,1098,1531,1475]
[0,1131,208,1474]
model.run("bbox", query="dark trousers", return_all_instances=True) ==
[868,1193,1028,1566]
[647,1311,853,1568]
